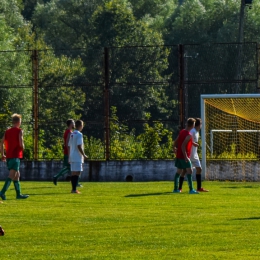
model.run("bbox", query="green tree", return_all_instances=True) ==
[90,1,176,122]
[164,0,260,44]
[0,0,90,159]
[164,0,241,44]
[32,0,103,49]
[22,0,51,21]
[129,0,176,19]
[0,0,34,129]
[34,40,86,159]
[32,0,175,123]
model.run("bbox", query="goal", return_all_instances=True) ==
[201,94,260,181]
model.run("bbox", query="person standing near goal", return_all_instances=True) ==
[68,120,88,194]
[0,114,29,200]
[173,118,199,194]
[178,118,209,192]
[53,119,75,185]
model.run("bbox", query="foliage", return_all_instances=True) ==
[0,1,33,124]
[84,136,104,160]
[35,40,86,158]
[32,0,104,49]
[137,113,173,159]
[208,143,258,160]
[110,106,138,159]
[109,107,174,159]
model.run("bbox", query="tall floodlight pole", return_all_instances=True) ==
[236,0,253,93]
[236,0,246,93]
[238,0,246,43]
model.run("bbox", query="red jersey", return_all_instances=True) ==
[176,129,192,159]
[4,127,23,159]
[63,129,72,155]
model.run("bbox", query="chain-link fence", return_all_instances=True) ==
[0,43,258,160]
[184,42,259,119]
[108,46,179,159]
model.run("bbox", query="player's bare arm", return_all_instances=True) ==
[173,136,179,153]
[192,142,199,147]
[19,130,24,150]
[66,133,70,151]
[67,146,70,163]
[0,134,6,161]
[77,145,88,160]
[181,135,191,162]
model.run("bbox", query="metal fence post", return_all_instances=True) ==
[178,44,185,129]
[104,47,110,160]
[257,43,259,91]
[32,50,39,160]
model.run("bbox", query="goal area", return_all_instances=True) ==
[201,94,260,181]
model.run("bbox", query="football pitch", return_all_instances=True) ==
[1,181,260,260]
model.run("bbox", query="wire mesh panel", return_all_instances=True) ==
[0,50,33,120]
[0,44,258,162]
[184,43,258,83]
[110,84,179,121]
[0,50,33,157]
[50,48,105,86]
[37,49,105,160]
[83,122,105,160]
[109,46,180,159]
[186,82,258,118]
[109,46,179,84]
[0,50,32,87]
[109,120,176,160]
[184,43,258,120]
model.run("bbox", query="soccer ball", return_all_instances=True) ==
[0,226,5,236]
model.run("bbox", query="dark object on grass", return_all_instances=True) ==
[125,175,133,182]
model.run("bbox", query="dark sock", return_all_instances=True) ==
[72,176,79,191]
[77,175,81,186]
[1,178,12,194]
[187,174,194,191]
[179,176,185,190]
[13,181,21,196]
[54,167,69,179]
[196,174,202,190]
[174,173,180,191]
[74,176,79,191]
[71,175,75,191]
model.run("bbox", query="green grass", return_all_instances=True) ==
[1,181,260,259]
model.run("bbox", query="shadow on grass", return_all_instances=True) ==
[232,217,260,220]
[125,192,172,197]
[24,186,56,190]
[28,192,69,196]
[222,186,258,189]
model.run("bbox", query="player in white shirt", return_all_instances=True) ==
[68,120,88,194]
[178,118,209,192]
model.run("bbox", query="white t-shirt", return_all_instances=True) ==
[190,128,199,161]
[68,130,84,163]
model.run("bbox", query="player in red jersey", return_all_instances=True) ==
[53,119,75,185]
[173,118,199,194]
[178,118,209,192]
[0,114,29,200]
